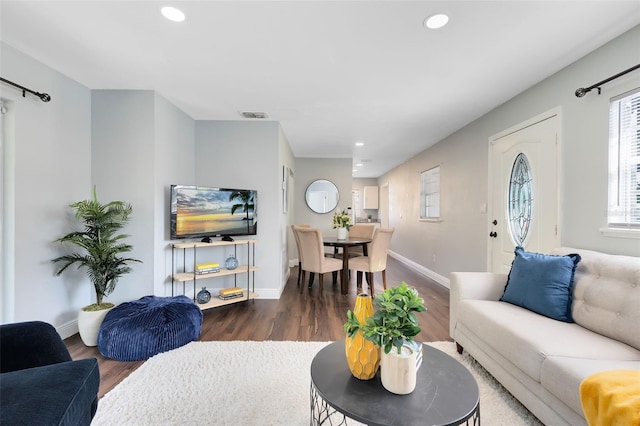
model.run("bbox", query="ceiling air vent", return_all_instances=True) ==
[241,111,268,119]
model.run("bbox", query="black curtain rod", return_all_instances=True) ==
[575,64,640,97]
[0,77,51,102]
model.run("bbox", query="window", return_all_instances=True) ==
[420,166,440,219]
[608,88,640,228]
[508,153,534,246]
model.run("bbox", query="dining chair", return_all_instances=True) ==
[348,227,395,295]
[296,227,343,294]
[291,224,310,287]
[292,224,334,288]
[346,223,376,257]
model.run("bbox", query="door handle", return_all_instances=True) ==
[489,231,497,238]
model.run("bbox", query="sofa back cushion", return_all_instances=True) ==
[552,247,640,350]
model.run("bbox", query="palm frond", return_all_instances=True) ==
[52,187,141,304]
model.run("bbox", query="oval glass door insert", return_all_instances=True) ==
[508,153,534,246]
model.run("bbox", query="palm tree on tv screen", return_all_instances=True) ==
[229,190,255,232]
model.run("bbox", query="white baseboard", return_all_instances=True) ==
[388,250,450,289]
[57,319,78,340]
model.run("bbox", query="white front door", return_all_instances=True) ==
[488,110,561,272]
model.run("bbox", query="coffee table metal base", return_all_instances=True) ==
[310,382,480,426]
[310,383,348,426]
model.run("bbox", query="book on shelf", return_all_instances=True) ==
[196,262,220,273]
[195,268,220,275]
[218,292,245,301]
[219,287,243,297]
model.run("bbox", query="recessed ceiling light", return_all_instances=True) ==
[355,142,364,147]
[161,6,185,22]
[424,13,449,29]
[356,163,363,167]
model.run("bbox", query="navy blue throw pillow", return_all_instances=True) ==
[500,247,581,322]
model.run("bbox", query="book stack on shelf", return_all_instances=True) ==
[219,287,244,300]
[195,262,220,275]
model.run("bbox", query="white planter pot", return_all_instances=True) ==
[380,344,418,395]
[337,227,348,240]
[78,307,112,347]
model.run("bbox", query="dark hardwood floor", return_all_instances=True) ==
[64,256,451,397]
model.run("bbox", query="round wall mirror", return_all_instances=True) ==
[305,179,340,214]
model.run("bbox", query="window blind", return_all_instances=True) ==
[608,88,640,227]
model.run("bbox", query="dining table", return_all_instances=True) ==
[323,236,371,295]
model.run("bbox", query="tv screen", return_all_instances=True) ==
[170,185,257,241]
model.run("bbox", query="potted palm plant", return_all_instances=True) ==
[344,282,427,394]
[52,186,141,346]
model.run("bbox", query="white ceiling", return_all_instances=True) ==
[2,1,639,177]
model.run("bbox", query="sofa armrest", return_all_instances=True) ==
[0,321,72,373]
[449,272,508,339]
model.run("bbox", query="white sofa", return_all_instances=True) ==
[450,247,640,425]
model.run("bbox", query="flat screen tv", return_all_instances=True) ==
[170,185,257,241]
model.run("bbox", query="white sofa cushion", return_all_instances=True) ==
[457,299,640,382]
[552,248,640,350]
[541,356,640,416]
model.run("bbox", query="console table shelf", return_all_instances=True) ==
[172,266,258,282]
[171,239,258,310]
[195,290,259,310]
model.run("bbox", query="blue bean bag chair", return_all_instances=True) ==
[98,295,203,361]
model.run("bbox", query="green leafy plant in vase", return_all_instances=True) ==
[332,209,352,239]
[332,209,352,229]
[344,282,427,394]
[52,186,141,346]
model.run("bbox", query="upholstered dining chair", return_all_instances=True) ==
[348,227,395,295]
[295,227,343,294]
[346,223,376,257]
[291,224,310,287]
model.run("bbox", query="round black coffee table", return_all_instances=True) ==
[310,340,480,426]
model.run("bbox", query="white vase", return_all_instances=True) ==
[78,306,112,347]
[337,227,348,240]
[380,344,418,394]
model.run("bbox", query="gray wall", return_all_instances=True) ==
[380,25,640,285]
[1,43,92,332]
[279,126,295,284]
[153,94,196,295]
[195,120,285,298]
[91,91,196,304]
[290,158,352,264]
[91,91,156,304]
[1,40,290,333]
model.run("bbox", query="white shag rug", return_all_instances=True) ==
[92,341,543,426]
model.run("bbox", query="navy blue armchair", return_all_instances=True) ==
[0,321,100,425]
